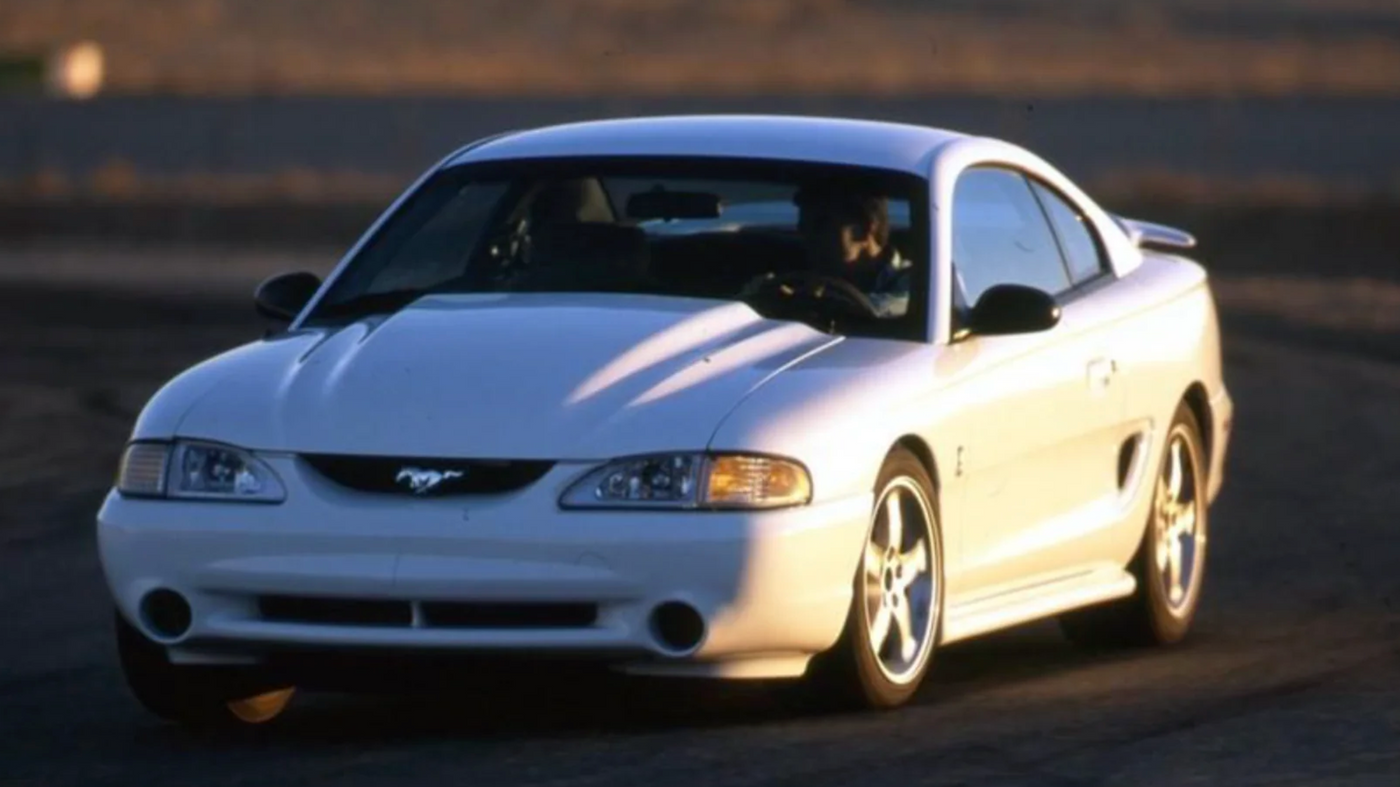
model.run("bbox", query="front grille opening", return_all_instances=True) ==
[256,596,599,630]
[421,602,598,629]
[259,596,412,627]
[301,454,555,497]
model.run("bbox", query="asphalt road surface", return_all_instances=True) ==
[2,264,1399,786]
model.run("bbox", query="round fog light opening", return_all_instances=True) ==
[140,589,192,639]
[651,601,705,654]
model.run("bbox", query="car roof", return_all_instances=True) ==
[450,115,970,176]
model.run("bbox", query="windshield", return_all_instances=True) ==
[307,157,929,340]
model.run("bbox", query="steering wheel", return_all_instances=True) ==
[748,271,882,320]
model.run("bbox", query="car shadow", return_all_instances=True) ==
[173,621,1164,747]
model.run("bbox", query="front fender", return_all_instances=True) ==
[706,338,942,504]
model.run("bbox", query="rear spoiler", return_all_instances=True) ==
[1112,215,1196,250]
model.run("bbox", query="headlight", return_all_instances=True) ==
[116,441,286,503]
[560,453,812,510]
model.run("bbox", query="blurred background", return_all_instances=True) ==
[2,0,1399,214]
[5,4,1400,784]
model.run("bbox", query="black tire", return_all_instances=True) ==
[1060,401,1209,649]
[806,446,944,710]
[115,611,295,730]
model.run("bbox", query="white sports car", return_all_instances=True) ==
[99,115,1232,726]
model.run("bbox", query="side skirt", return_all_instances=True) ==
[941,567,1136,645]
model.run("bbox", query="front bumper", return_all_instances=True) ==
[97,457,871,679]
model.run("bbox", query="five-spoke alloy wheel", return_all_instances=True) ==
[863,477,938,686]
[1155,428,1206,617]
[810,446,943,709]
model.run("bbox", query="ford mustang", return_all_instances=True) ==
[98,115,1232,727]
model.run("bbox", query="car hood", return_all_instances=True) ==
[164,293,841,459]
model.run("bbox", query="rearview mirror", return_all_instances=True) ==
[254,271,322,323]
[625,188,722,221]
[964,284,1060,336]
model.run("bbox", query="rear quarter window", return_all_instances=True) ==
[1031,181,1108,285]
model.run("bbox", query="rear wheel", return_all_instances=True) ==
[1060,402,1209,648]
[115,611,295,730]
[807,447,943,709]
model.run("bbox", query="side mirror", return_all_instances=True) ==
[254,272,322,323]
[964,284,1060,336]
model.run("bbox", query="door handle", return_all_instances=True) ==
[1087,357,1116,391]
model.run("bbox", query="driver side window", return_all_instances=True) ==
[951,167,1071,306]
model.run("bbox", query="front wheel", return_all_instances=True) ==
[807,447,943,709]
[1060,401,1209,648]
[115,611,296,730]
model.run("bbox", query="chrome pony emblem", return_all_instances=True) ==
[395,467,465,495]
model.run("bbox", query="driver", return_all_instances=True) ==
[791,185,911,318]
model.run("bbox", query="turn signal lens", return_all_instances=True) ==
[116,442,169,497]
[705,455,812,509]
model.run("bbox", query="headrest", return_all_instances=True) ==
[529,179,614,224]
